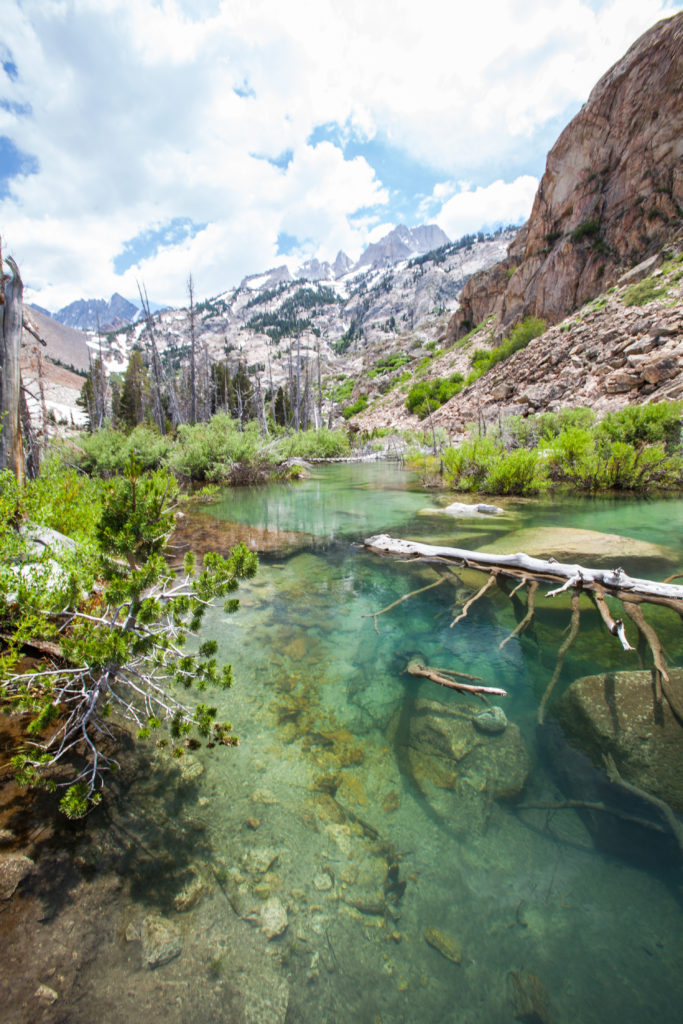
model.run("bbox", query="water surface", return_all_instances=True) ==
[15,465,683,1024]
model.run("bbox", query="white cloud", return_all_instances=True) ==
[0,0,679,307]
[434,176,540,238]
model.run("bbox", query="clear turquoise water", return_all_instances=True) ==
[75,465,683,1023]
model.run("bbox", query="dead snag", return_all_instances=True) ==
[621,601,669,705]
[362,576,447,634]
[590,585,635,652]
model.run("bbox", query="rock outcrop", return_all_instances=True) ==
[447,14,683,341]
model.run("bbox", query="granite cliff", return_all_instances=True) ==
[447,13,683,343]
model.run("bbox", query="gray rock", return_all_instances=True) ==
[141,914,183,968]
[261,897,288,939]
[406,698,530,799]
[473,706,508,734]
[0,854,34,900]
[554,668,683,813]
[20,524,77,556]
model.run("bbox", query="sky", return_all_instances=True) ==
[0,0,681,311]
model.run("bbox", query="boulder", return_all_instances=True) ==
[554,668,683,813]
[0,854,34,900]
[508,970,555,1024]
[406,698,530,799]
[486,525,675,570]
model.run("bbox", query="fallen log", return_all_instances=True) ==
[364,533,683,717]
[364,534,683,611]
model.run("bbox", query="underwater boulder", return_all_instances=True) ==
[406,698,531,800]
[554,668,683,814]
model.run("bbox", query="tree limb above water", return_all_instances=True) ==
[364,533,683,722]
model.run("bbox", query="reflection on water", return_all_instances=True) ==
[12,466,683,1024]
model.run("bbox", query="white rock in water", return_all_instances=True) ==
[440,501,504,517]
[261,897,288,939]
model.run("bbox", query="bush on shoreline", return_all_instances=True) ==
[439,402,683,495]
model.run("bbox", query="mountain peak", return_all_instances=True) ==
[355,224,450,271]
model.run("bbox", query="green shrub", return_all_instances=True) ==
[168,415,270,481]
[466,316,546,384]
[595,401,682,451]
[333,377,354,402]
[571,218,602,243]
[484,447,547,495]
[275,428,351,460]
[622,277,667,307]
[504,407,595,448]
[341,395,368,419]
[405,375,464,419]
[71,425,171,477]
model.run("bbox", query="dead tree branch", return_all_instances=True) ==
[362,575,447,634]
[404,658,507,701]
[499,579,538,650]
[538,588,581,725]
[450,572,497,627]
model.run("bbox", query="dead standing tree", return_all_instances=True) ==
[363,534,683,722]
[0,245,25,483]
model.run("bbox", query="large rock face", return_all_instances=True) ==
[448,13,683,340]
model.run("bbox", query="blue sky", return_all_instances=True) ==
[0,0,680,310]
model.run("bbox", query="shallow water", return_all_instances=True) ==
[12,465,683,1024]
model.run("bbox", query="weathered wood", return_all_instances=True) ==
[538,589,581,725]
[0,251,25,483]
[364,534,683,610]
[405,658,507,700]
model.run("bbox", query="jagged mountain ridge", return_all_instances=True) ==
[95,229,514,395]
[53,292,141,332]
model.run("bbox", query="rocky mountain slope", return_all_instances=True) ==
[354,250,683,436]
[448,12,683,343]
[93,229,513,391]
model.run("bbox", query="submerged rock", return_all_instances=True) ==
[406,698,530,800]
[508,970,555,1024]
[554,668,683,813]
[424,927,462,964]
[261,896,288,939]
[473,706,508,734]
[487,526,675,569]
[141,914,183,968]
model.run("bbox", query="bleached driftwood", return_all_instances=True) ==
[364,535,683,610]
[364,534,683,719]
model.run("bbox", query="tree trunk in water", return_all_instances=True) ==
[0,252,24,483]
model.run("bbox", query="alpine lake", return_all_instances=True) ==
[4,462,683,1024]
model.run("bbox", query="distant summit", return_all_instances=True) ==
[355,224,450,271]
[53,292,140,332]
